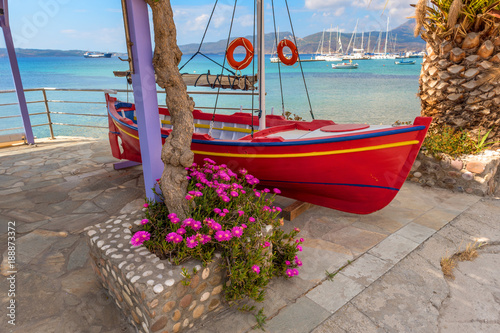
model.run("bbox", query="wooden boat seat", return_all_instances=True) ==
[320,124,370,132]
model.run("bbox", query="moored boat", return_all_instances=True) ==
[395,59,416,65]
[84,51,112,58]
[331,62,358,69]
[107,94,430,214]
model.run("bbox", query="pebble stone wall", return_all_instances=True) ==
[85,209,225,333]
[409,149,500,196]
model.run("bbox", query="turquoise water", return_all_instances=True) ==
[0,54,422,139]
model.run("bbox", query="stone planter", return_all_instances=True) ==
[409,149,500,196]
[85,209,225,333]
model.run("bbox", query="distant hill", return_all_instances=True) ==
[0,20,425,58]
[179,19,425,54]
[0,48,125,58]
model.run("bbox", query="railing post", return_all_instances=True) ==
[42,88,55,139]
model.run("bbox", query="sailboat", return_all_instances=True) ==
[107,1,431,215]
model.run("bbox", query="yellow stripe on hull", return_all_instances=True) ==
[113,120,140,140]
[192,140,420,159]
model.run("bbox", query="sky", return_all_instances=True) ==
[1,0,416,52]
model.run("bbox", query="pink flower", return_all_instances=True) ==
[191,220,202,231]
[141,219,149,225]
[170,217,180,224]
[273,188,281,194]
[263,188,270,193]
[176,228,186,235]
[143,203,149,208]
[168,213,177,219]
[241,190,246,194]
[224,230,232,241]
[262,241,271,248]
[251,265,260,274]
[237,210,245,217]
[285,260,291,266]
[286,269,293,277]
[214,231,226,242]
[131,231,150,247]
[292,269,299,276]
[230,191,239,197]
[173,234,183,243]
[185,194,193,200]
[300,238,304,242]
[241,224,247,229]
[254,191,261,197]
[210,221,222,231]
[275,207,282,212]
[297,245,303,252]
[295,258,303,267]
[231,226,243,238]
[200,234,211,245]
[186,235,199,249]
[203,158,216,164]
[223,209,229,214]
[249,217,256,223]
[182,218,193,228]
[239,168,248,175]
[214,208,221,214]
[221,195,230,203]
[166,232,178,242]
[294,227,300,232]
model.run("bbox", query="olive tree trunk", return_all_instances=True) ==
[145,0,194,219]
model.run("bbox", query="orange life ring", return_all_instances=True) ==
[277,39,298,66]
[226,37,254,70]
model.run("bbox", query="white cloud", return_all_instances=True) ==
[61,29,77,34]
[334,7,345,17]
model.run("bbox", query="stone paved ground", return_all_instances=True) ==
[0,137,498,333]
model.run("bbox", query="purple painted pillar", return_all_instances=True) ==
[1,0,35,144]
[125,0,163,200]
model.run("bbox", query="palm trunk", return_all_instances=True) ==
[146,0,194,219]
[419,30,500,141]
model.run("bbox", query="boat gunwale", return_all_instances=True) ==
[108,101,427,148]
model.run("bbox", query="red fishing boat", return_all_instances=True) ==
[107,0,430,214]
[107,94,430,214]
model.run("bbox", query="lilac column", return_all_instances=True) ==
[0,0,35,144]
[125,0,163,200]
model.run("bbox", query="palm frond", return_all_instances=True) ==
[447,0,463,28]
[415,0,430,36]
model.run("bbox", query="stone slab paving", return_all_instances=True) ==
[0,137,497,333]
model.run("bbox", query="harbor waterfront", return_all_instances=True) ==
[0,54,422,139]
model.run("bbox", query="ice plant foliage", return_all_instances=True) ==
[130,160,303,303]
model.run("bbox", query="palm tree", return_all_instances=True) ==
[414,0,500,142]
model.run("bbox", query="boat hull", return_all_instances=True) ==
[106,95,431,214]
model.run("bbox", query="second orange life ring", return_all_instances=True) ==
[226,37,254,70]
[277,39,298,66]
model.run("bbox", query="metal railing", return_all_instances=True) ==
[0,88,257,139]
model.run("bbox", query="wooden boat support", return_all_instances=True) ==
[114,71,258,91]
[181,73,257,91]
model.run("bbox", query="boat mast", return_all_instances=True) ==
[361,31,364,51]
[367,31,371,53]
[377,30,382,53]
[346,20,358,54]
[257,0,265,130]
[328,25,332,55]
[384,16,389,55]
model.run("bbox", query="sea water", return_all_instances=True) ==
[0,54,422,139]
